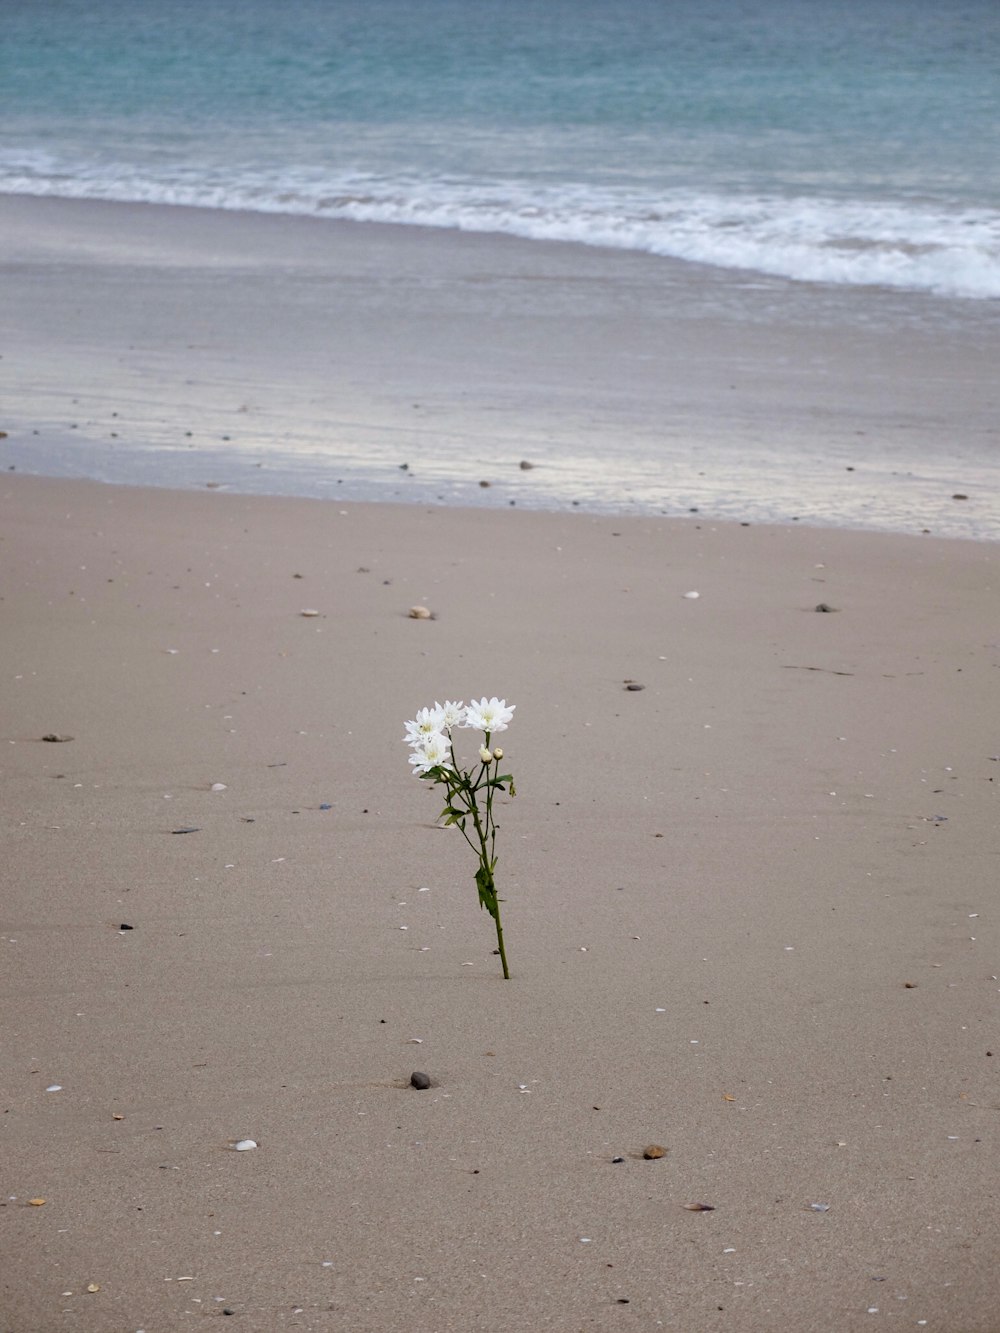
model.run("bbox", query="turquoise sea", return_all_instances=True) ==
[4,0,1000,298]
[2,0,999,536]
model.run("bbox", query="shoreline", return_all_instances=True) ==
[2,192,998,541]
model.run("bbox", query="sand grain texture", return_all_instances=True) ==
[1,476,997,1331]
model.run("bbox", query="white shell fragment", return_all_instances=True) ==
[300,608,320,617]
[683,590,700,599]
[210,783,227,792]
[233,1139,258,1151]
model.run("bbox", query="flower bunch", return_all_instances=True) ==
[404,698,516,979]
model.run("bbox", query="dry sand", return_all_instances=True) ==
[2,473,998,1331]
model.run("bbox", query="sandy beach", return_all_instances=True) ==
[2,471,997,1331]
[2,194,998,536]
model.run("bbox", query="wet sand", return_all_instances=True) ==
[1,192,998,535]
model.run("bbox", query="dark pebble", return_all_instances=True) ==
[815,603,838,613]
[319,803,332,810]
[171,827,201,834]
[41,733,74,743]
[612,1156,625,1164]
[624,682,645,691]
[410,1071,432,1090]
[119,923,134,931]
[952,493,968,500]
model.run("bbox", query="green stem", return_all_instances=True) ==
[442,732,510,979]
[468,794,510,981]
[490,878,511,981]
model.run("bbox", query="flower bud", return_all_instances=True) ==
[493,747,504,760]
[479,746,492,764]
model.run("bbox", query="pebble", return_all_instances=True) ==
[41,733,74,743]
[682,591,700,600]
[233,1139,258,1151]
[210,783,227,792]
[408,605,432,619]
[815,603,839,612]
[410,1071,432,1090]
[300,608,320,617]
[519,460,535,470]
[643,1144,667,1159]
[624,681,645,691]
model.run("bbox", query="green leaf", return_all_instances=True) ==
[475,864,499,920]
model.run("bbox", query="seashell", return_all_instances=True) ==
[233,1139,258,1151]
[408,605,432,619]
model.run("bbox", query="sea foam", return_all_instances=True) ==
[3,150,999,300]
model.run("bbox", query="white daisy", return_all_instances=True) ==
[408,733,453,775]
[403,705,447,747]
[464,697,516,734]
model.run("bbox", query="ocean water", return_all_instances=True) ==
[2,0,999,538]
[4,0,1000,300]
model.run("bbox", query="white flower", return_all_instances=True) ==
[408,733,453,775]
[464,697,516,734]
[403,705,446,747]
[435,700,467,730]
[478,746,493,764]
